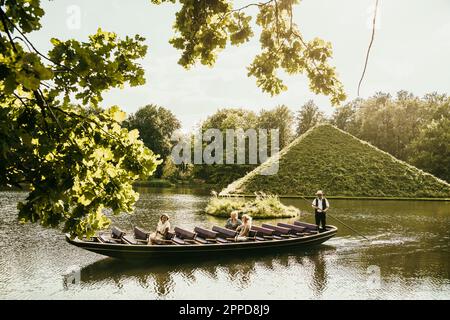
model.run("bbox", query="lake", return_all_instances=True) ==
[0,187,449,299]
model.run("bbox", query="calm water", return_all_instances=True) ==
[0,188,449,299]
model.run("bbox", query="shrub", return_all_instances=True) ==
[205,193,299,219]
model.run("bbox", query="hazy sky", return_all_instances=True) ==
[29,0,450,131]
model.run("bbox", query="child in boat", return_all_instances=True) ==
[225,210,242,230]
[235,214,252,241]
[149,213,171,244]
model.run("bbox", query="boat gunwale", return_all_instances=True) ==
[66,225,338,252]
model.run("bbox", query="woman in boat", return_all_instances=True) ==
[225,210,242,230]
[235,214,252,242]
[149,213,171,244]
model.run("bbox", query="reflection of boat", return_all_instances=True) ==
[66,221,337,259]
[79,246,336,296]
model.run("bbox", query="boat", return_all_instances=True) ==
[65,221,338,259]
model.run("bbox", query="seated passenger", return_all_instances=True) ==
[149,213,171,244]
[235,214,252,242]
[225,210,242,230]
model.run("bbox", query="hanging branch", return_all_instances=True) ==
[357,0,380,96]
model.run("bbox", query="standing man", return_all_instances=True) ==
[312,190,329,232]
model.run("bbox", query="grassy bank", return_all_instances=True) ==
[221,124,450,198]
[133,179,175,188]
[220,194,450,201]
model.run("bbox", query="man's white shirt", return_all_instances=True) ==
[312,198,330,210]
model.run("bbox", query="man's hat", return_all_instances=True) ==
[316,190,324,195]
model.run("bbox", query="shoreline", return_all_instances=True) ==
[217,194,450,201]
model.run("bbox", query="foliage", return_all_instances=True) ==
[194,108,259,184]
[0,1,161,237]
[134,179,174,188]
[408,100,450,182]
[205,196,245,217]
[152,0,346,105]
[296,99,325,135]
[123,104,181,177]
[258,105,294,150]
[205,193,299,218]
[240,193,299,218]
[330,99,361,136]
[331,91,450,181]
[194,106,294,186]
[351,92,421,160]
[221,124,450,198]
[202,108,259,131]
[161,155,194,182]
[194,164,255,187]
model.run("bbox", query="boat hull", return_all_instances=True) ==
[66,225,338,259]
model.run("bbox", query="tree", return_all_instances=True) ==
[124,104,181,178]
[0,0,347,236]
[195,108,259,185]
[355,92,424,160]
[408,100,450,182]
[331,99,361,135]
[202,108,259,131]
[330,91,450,182]
[296,100,325,135]
[152,0,346,105]
[0,1,161,237]
[258,105,294,150]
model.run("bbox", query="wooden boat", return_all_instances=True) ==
[65,221,337,259]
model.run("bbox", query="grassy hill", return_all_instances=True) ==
[221,124,450,198]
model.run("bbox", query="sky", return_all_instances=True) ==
[28,0,450,131]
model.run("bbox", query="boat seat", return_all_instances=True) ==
[251,226,274,235]
[216,237,229,243]
[98,233,121,244]
[81,236,97,242]
[111,226,125,239]
[194,227,219,239]
[262,223,291,235]
[251,226,282,239]
[212,226,237,238]
[174,227,196,240]
[194,237,209,244]
[277,222,306,232]
[277,223,311,236]
[134,226,150,241]
[172,236,186,245]
[122,234,139,245]
[294,221,318,230]
[193,227,221,244]
[167,231,175,239]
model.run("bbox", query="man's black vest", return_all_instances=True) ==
[314,198,328,214]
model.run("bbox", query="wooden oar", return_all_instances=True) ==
[298,195,371,242]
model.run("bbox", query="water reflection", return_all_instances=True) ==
[309,251,328,297]
[1,189,449,299]
[79,246,337,297]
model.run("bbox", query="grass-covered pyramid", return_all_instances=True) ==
[221,124,450,198]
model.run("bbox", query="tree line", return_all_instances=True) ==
[330,91,449,183]
[127,91,449,185]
